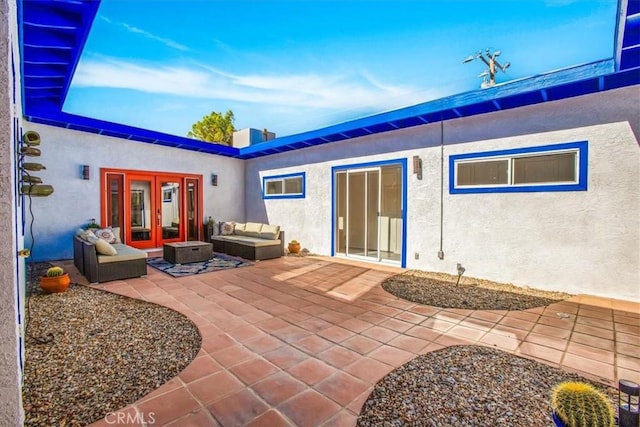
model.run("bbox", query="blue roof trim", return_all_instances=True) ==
[18,0,640,160]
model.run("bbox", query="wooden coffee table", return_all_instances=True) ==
[163,241,213,264]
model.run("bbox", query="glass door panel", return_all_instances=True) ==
[335,172,347,254]
[347,171,366,257]
[128,177,155,247]
[159,178,182,242]
[366,170,380,259]
[106,173,124,243]
[186,178,200,241]
[380,166,402,262]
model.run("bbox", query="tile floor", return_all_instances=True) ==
[75,254,639,427]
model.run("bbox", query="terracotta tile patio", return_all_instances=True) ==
[71,255,640,427]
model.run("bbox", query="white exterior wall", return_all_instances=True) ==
[25,123,246,261]
[246,86,640,301]
[0,0,25,423]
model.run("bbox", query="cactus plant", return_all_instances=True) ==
[550,381,615,427]
[45,266,65,277]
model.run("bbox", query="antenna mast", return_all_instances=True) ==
[463,48,510,88]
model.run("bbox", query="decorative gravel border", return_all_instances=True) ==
[357,345,617,427]
[382,270,572,311]
[23,263,202,427]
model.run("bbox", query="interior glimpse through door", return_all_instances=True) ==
[335,164,402,264]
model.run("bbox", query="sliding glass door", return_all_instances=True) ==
[334,162,404,264]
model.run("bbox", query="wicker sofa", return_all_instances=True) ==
[212,221,284,261]
[73,231,147,284]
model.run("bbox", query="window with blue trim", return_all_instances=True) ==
[450,141,588,194]
[263,172,305,199]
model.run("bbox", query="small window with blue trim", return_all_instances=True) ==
[263,172,306,199]
[450,141,587,194]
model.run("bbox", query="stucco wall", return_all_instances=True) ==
[245,86,640,301]
[0,0,25,423]
[24,123,246,261]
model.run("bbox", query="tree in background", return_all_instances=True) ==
[187,110,236,146]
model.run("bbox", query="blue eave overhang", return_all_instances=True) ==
[19,0,640,160]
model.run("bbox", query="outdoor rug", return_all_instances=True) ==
[146,253,253,277]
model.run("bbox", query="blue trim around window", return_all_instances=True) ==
[331,158,408,268]
[262,172,306,199]
[449,141,588,194]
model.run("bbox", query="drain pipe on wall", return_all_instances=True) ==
[438,119,445,260]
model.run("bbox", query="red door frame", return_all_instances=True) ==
[100,168,203,249]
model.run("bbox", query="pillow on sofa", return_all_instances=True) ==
[259,224,281,240]
[76,228,95,242]
[234,222,246,235]
[95,238,117,256]
[220,221,235,236]
[93,228,117,244]
[244,222,263,238]
[110,226,122,244]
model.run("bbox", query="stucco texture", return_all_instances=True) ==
[245,86,640,302]
[0,0,24,424]
[24,123,246,261]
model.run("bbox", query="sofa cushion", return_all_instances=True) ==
[244,222,263,238]
[98,244,148,264]
[95,238,117,256]
[260,224,281,240]
[214,235,281,248]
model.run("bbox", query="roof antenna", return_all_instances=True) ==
[463,48,510,88]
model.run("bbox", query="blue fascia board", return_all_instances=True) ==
[238,61,618,159]
[25,110,242,157]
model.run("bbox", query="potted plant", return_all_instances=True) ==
[40,266,71,293]
[84,218,100,230]
[550,381,615,427]
[288,240,301,254]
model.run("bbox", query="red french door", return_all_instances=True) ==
[101,169,202,249]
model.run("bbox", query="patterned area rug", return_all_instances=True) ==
[147,253,253,277]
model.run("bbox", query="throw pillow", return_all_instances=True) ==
[220,221,235,236]
[260,224,281,240]
[95,238,117,256]
[110,226,122,244]
[76,228,95,242]
[93,228,117,244]
[234,222,246,235]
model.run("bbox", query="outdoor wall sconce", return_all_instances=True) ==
[413,155,423,180]
[619,379,639,427]
[211,174,218,186]
[81,165,90,180]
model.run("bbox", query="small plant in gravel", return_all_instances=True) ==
[550,381,615,427]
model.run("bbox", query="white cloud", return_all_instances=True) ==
[72,56,442,114]
[99,16,190,51]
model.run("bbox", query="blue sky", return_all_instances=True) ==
[64,0,618,139]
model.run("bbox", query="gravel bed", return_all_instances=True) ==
[23,263,202,427]
[382,270,572,311]
[357,345,617,427]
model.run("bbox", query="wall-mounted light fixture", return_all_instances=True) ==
[413,155,423,180]
[81,165,90,180]
[211,174,218,186]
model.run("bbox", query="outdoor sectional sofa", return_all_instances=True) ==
[73,228,147,284]
[212,221,284,261]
